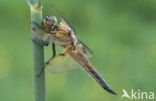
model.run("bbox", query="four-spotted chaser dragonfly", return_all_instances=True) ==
[32,5,117,95]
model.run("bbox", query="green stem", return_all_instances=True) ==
[27,0,46,101]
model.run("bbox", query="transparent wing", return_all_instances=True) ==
[51,4,76,34]
[78,40,93,57]
[45,53,81,73]
[32,28,53,42]
[32,28,71,45]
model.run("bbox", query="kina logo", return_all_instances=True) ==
[121,89,154,100]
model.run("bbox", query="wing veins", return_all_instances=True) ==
[78,40,93,55]
[51,4,76,34]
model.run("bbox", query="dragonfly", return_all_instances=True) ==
[32,5,117,95]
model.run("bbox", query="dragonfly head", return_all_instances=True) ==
[43,16,57,26]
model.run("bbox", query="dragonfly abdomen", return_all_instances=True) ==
[84,63,117,95]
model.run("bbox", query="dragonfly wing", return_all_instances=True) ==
[78,40,93,57]
[45,53,81,73]
[67,46,117,95]
[32,28,53,42]
[51,5,76,34]
[32,28,71,45]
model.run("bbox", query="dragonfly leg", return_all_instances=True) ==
[52,43,56,58]
[62,44,72,54]
[44,43,56,65]
[37,43,56,77]
[32,21,44,29]
[31,38,49,47]
[50,25,58,31]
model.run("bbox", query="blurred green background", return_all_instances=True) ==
[0,0,156,101]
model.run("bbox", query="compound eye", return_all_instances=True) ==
[52,16,57,24]
[48,16,54,21]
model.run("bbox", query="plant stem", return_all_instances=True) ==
[27,0,46,101]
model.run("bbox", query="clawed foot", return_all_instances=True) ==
[31,38,49,47]
[31,21,44,29]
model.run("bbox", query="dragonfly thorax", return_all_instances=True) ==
[58,22,78,45]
